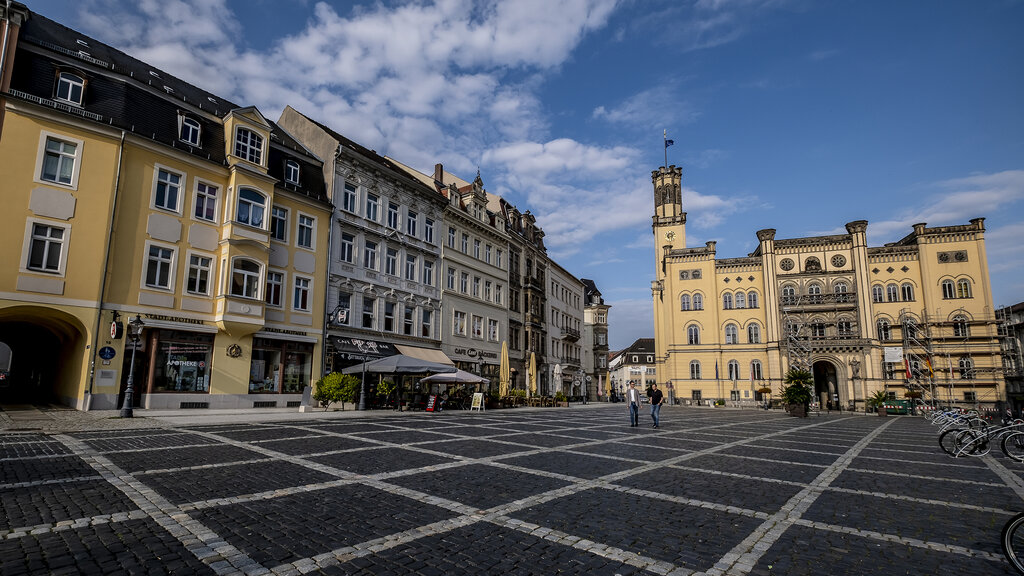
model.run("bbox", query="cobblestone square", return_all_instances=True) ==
[2,405,1023,575]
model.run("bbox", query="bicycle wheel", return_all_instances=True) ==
[1002,512,1024,575]
[953,428,989,457]
[1003,432,1024,463]
[939,428,965,456]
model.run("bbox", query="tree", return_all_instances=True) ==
[781,367,813,406]
[313,372,360,411]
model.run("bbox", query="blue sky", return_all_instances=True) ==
[30,0,1024,350]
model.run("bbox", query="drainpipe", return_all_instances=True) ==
[86,130,126,406]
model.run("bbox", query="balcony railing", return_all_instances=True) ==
[561,327,580,342]
[780,293,857,307]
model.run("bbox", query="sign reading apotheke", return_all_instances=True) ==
[453,348,499,360]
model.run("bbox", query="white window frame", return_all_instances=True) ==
[21,218,70,276]
[265,270,285,307]
[488,319,499,342]
[339,232,354,263]
[142,240,177,292]
[284,160,301,185]
[405,254,417,281]
[185,251,214,296]
[365,193,379,222]
[385,247,399,276]
[472,315,483,339]
[55,71,85,105]
[422,260,434,287]
[453,310,467,336]
[387,202,400,229]
[192,179,219,223]
[270,205,289,242]
[235,187,267,229]
[152,165,184,213]
[234,126,264,165]
[292,275,313,312]
[342,183,357,213]
[364,240,378,270]
[425,219,434,244]
[406,211,417,237]
[296,213,315,250]
[35,131,84,190]
[179,115,201,146]
[421,309,434,338]
[446,267,456,290]
[229,257,262,299]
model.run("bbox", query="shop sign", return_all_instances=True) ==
[144,313,206,326]
[98,346,116,360]
[453,348,498,360]
[332,337,397,358]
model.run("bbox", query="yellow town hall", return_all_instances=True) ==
[650,165,1004,411]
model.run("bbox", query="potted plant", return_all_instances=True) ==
[781,367,813,417]
[867,390,889,416]
[485,389,501,409]
[554,391,568,407]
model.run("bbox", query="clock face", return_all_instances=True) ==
[665,231,676,241]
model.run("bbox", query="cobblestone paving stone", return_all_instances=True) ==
[3,406,1024,575]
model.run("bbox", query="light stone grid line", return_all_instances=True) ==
[791,518,1008,563]
[698,416,898,576]
[0,473,103,490]
[188,414,868,574]
[6,410,1013,575]
[982,453,1024,501]
[824,485,1017,514]
[2,509,150,540]
[844,466,1010,487]
[133,457,276,476]
[51,433,266,576]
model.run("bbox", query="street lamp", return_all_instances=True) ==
[576,368,586,404]
[120,314,145,418]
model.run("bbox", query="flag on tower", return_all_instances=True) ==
[665,138,674,148]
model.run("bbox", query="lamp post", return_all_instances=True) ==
[120,314,144,418]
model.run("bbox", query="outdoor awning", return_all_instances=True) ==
[396,345,455,366]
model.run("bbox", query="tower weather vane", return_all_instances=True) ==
[663,129,674,168]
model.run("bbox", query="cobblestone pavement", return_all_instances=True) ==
[2,405,1023,575]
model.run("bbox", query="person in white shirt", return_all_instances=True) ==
[627,382,641,427]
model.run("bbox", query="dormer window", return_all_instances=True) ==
[179,116,200,146]
[284,160,300,184]
[234,127,263,165]
[55,72,84,105]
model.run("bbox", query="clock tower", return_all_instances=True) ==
[652,165,685,251]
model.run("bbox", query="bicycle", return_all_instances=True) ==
[945,421,1024,458]
[1003,512,1024,574]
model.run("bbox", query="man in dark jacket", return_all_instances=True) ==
[649,383,664,428]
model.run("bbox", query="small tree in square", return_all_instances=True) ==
[313,372,360,411]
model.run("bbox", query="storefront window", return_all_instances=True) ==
[249,337,313,393]
[151,330,213,392]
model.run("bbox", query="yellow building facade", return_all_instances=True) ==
[651,165,1004,410]
[0,6,331,409]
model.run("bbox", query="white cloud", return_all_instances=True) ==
[592,84,701,129]
[865,170,1024,244]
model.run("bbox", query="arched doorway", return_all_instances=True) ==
[0,307,88,407]
[813,360,838,410]
[0,323,63,404]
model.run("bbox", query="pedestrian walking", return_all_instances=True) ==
[649,383,664,428]
[627,382,641,427]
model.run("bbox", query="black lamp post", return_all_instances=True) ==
[120,314,144,418]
